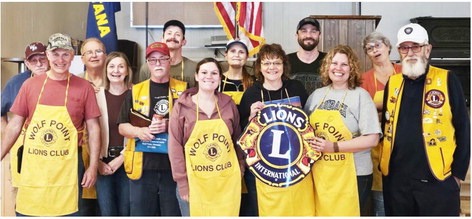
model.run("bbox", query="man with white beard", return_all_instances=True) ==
[380,23,470,216]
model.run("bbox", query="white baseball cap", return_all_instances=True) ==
[396,23,429,47]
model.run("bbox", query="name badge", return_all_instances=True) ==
[135,133,168,153]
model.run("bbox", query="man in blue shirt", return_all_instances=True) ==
[1,42,48,136]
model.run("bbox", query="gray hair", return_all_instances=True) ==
[362,31,392,54]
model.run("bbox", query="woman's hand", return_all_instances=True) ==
[249,101,265,121]
[107,155,124,174]
[98,160,113,175]
[179,187,189,202]
[310,137,335,153]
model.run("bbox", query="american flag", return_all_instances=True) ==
[214,2,265,56]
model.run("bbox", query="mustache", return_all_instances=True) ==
[166,38,180,44]
[153,66,165,71]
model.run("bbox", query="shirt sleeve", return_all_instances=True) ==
[117,91,132,124]
[230,101,244,161]
[448,71,470,180]
[167,103,189,196]
[84,84,101,120]
[1,79,14,116]
[10,81,30,118]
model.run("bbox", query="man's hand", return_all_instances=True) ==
[81,165,98,188]
[454,176,461,188]
[149,117,168,134]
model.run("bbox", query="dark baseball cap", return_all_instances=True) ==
[297,17,320,33]
[25,42,46,60]
[163,20,185,35]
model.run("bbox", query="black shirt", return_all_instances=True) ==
[238,79,308,130]
[287,51,326,94]
[117,80,172,171]
[381,65,470,180]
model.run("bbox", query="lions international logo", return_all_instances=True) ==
[154,99,169,115]
[425,89,445,108]
[238,104,322,187]
[41,129,58,146]
[204,143,221,162]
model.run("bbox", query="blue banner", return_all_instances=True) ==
[86,2,121,53]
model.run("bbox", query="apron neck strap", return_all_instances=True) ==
[260,88,290,104]
[37,73,71,106]
[318,86,348,111]
[196,93,221,121]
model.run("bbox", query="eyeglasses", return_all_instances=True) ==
[83,50,105,57]
[398,45,425,54]
[147,57,170,65]
[365,42,384,53]
[27,57,48,65]
[261,62,283,67]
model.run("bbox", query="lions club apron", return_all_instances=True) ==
[309,87,359,216]
[184,95,241,216]
[221,77,244,105]
[255,90,316,216]
[16,74,78,216]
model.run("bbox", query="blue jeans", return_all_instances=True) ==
[357,174,373,215]
[372,190,385,216]
[77,149,100,216]
[95,165,130,216]
[176,187,190,216]
[129,169,181,216]
[239,169,258,216]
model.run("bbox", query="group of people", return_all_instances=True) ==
[0,17,469,217]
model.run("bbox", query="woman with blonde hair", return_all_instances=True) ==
[304,45,381,216]
[95,51,133,216]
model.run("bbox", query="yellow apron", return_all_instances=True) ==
[255,92,316,216]
[16,74,78,216]
[221,77,244,105]
[371,75,384,191]
[255,172,315,216]
[184,94,241,216]
[309,87,359,216]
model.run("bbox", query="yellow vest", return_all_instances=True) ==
[123,78,187,180]
[381,66,455,181]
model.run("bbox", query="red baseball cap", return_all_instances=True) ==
[146,42,170,58]
[25,42,46,60]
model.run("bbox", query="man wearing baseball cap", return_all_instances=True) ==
[118,42,186,216]
[0,42,49,214]
[380,23,470,216]
[136,19,197,88]
[287,16,326,94]
[2,42,49,134]
[1,33,101,216]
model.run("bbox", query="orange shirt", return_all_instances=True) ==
[361,63,402,99]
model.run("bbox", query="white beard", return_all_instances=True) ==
[402,56,427,79]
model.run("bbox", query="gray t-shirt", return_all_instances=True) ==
[304,85,381,175]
